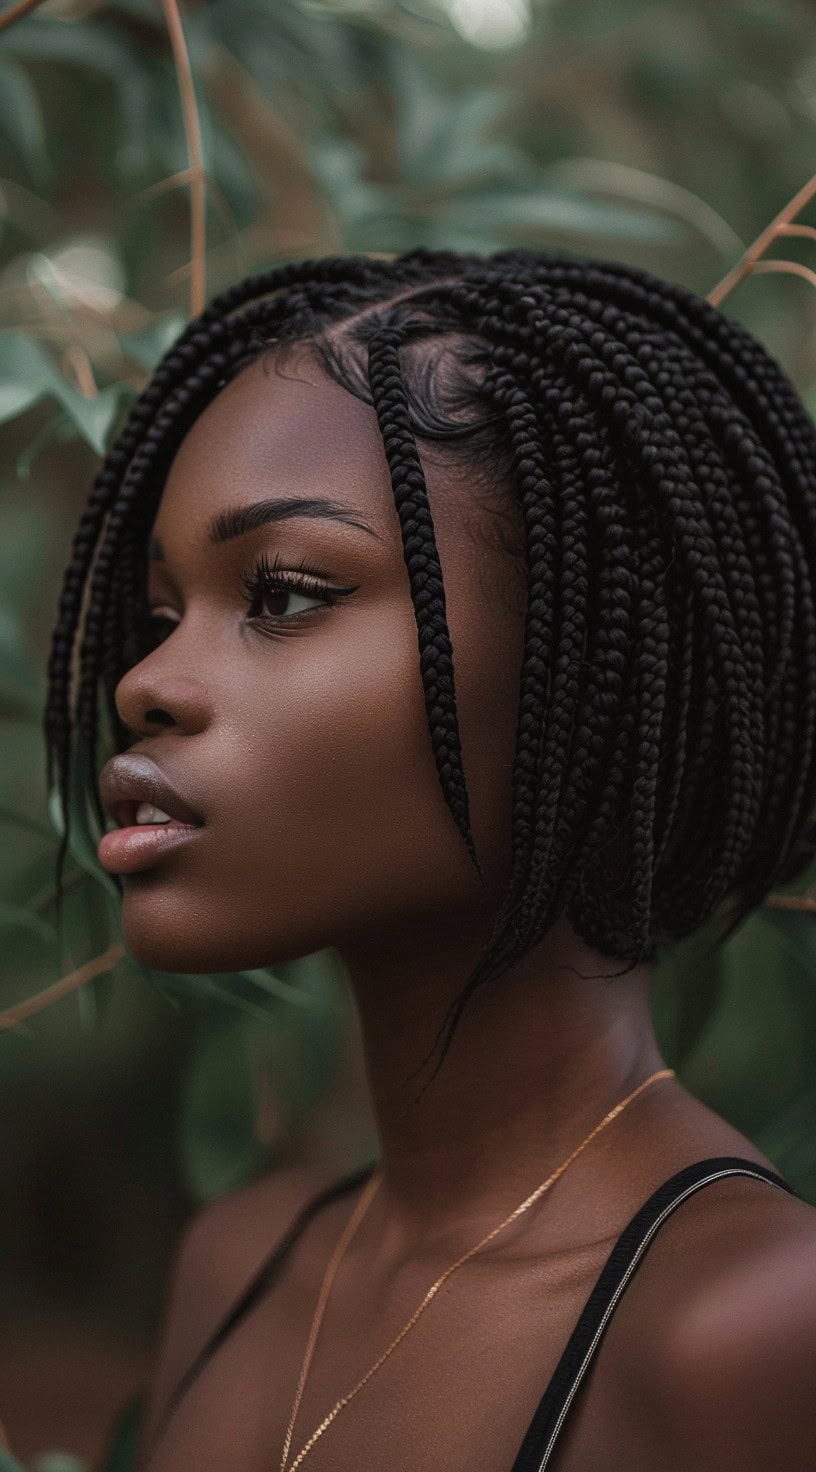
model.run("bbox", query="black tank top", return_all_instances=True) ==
[156,1154,794,1468]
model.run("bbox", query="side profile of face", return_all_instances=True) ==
[112,343,528,977]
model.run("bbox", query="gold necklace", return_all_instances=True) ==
[279,1066,675,1471]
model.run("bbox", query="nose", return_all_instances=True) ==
[114,641,210,741]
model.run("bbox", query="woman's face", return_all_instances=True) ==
[110,344,527,975]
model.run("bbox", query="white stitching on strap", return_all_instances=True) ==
[535,1167,789,1470]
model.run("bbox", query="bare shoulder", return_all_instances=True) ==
[136,1159,329,1465]
[628,1179,816,1471]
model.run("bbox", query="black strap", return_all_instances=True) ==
[152,1158,378,1449]
[508,1155,796,1472]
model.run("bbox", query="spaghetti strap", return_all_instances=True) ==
[153,1152,795,1467]
[507,1155,796,1472]
[153,1157,378,1447]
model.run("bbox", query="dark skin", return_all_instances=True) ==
[107,345,816,1472]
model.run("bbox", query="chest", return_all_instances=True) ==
[140,1237,645,1472]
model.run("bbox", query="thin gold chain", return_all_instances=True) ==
[278,1066,675,1472]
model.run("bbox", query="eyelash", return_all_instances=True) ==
[137,550,355,652]
[239,550,354,625]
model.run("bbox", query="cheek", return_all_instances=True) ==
[228,608,473,913]
[117,605,475,974]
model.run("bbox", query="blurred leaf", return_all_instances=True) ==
[47,733,121,903]
[754,1085,816,1201]
[0,332,121,454]
[0,16,154,168]
[0,900,58,948]
[116,314,187,372]
[0,604,40,719]
[237,965,324,1010]
[97,1392,145,1472]
[174,951,341,1199]
[308,133,389,229]
[30,1456,89,1472]
[0,806,52,841]
[179,1015,260,1200]
[651,913,728,1068]
[442,187,688,243]
[559,0,680,36]
[677,911,807,1137]
[0,55,49,187]
[388,51,519,187]
[0,1451,29,1472]
[0,805,54,840]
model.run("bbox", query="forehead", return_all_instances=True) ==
[155,345,399,542]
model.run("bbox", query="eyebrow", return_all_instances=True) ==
[148,496,381,561]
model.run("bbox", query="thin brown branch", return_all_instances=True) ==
[708,170,816,307]
[0,0,50,31]
[159,0,206,317]
[744,258,816,291]
[128,165,236,238]
[764,893,816,912]
[62,342,99,397]
[776,223,816,243]
[0,942,125,1031]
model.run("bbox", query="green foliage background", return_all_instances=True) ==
[1,0,816,1464]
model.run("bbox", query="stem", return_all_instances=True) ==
[0,0,50,31]
[707,170,816,307]
[764,894,816,912]
[159,0,207,317]
[0,941,125,1031]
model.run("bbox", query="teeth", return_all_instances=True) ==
[135,801,173,825]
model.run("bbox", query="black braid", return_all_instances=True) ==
[43,248,816,1095]
[366,324,481,876]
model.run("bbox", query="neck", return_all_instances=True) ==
[338,914,666,1247]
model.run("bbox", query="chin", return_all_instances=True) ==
[117,879,320,976]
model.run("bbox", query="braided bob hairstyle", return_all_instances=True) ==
[44,247,816,1077]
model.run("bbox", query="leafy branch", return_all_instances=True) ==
[159,0,207,315]
[0,0,48,31]
[0,0,207,316]
[707,169,816,306]
[0,941,124,1031]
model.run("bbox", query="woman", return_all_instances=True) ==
[45,249,816,1470]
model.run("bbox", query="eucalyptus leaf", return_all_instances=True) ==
[0,55,48,186]
[236,966,324,1010]
[0,16,153,156]
[30,1455,89,1472]
[0,332,121,453]
[97,1392,145,1472]
[0,900,58,948]
[116,315,187,372]
[0,604,39,719]
[0,1450,28,1472]
[179,1016,261,1201]
[47,732,121,902]
[0,804,57,841]
[442,188,687,244]
[678,912,807,1136]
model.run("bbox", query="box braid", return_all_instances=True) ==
[44,246,816,1093]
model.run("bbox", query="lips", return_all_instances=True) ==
[99,752,205,830]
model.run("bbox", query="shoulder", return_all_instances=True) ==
[137,1160,329,1463]
[631,1179,816,1470]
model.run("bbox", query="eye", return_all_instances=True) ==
[129,551,358,660]
[239,551,357,627]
